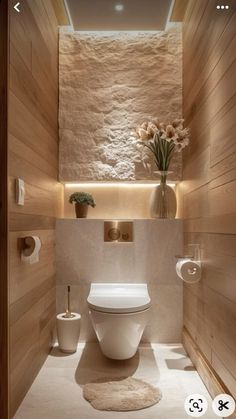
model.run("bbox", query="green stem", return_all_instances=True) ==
[160,173,167,184]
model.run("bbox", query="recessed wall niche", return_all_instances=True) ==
[59,25,183,182]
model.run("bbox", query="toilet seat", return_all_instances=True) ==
[89,305,150,314]
[87,283,151,314]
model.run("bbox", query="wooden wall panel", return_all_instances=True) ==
[182,0,236,399]
[170,0,189,22]
[51,0,70,26]
[0,1,9,418]
[183,328,236,419]
[8,1,61,416]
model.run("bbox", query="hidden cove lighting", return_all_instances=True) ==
[64,182,176,188]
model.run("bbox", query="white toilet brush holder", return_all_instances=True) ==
[56,313,81,353]
[56,286,81,353]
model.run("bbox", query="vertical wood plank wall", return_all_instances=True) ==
[182,0,236,398]
[0,1,9,418]
[8,1,61,416]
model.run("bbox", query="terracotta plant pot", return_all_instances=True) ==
[75,203,89,218]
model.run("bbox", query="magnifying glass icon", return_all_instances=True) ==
[185,394,208,417]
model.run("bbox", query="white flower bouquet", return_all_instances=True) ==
[135,118,190,172]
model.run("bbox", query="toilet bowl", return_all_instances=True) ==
[87,283,151,360]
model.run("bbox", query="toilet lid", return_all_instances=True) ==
[87,283,151,314]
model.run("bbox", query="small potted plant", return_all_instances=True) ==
[69,192,96,218]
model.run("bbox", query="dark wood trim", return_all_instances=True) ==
[0,0,9,418]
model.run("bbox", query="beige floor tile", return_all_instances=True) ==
[14,343,220,419]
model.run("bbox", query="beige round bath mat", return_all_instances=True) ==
[83,377,162,411]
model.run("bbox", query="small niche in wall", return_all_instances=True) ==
[63,182,180,220]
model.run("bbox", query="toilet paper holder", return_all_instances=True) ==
[175,254,194,260]
[175,243,201,262]
[175,244,201,283]
[21,236,41,264]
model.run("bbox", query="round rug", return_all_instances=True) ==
[83,377,162,411]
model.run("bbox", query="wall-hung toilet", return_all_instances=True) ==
[87,283,151,360]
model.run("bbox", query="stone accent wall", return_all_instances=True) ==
[59,26,183,181]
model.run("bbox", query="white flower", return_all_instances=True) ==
[138,128,149,140]
[166,124,176,138]
[147,122,158,136]
[172,118,184,129]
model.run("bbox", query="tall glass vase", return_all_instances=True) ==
[150,171,177,219]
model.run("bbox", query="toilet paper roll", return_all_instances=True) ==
[21,236,41,264]
[176,259,201,283]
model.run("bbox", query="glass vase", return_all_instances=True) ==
[150,171,177,219]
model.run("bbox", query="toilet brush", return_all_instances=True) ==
[63,286,76,318]
[57,286,81,352]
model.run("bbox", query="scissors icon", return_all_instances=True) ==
[218,400,229,411]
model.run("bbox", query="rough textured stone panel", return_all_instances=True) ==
[59,26,183,181]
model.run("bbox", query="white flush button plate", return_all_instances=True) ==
[16,178,25,205]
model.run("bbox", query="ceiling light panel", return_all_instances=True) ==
[65,0,173,31]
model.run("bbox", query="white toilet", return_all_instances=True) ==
[87,283,151,360]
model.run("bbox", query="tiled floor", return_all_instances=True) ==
[14,343,220,419]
